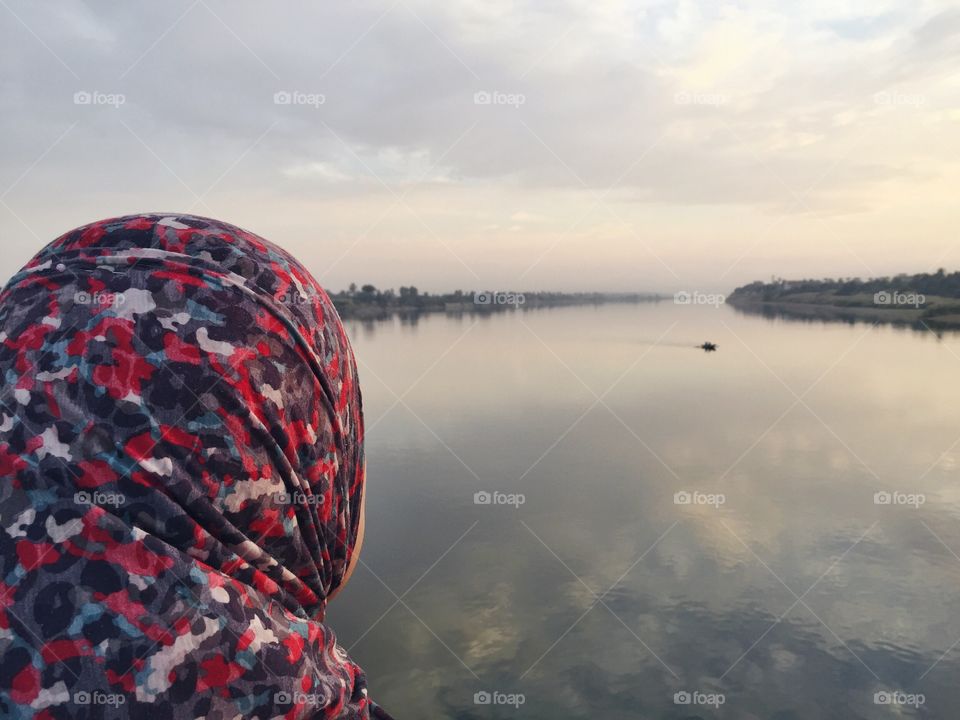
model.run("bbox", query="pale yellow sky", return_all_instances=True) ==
[1,0,958,294]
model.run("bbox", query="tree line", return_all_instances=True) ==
[731,269,960,301]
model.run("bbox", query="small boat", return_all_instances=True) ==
[698,342,718,352]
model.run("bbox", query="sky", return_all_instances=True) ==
[1,0,959,294]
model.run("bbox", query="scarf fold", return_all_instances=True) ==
[0,214,376,719]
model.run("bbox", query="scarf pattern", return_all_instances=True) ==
[0,214,372,719]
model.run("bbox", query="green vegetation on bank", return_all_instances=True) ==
[330,284,665,319]
[729,270,960,329]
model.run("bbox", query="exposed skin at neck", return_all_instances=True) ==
[329,465,365,601]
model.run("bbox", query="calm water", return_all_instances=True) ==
[330,302,960,719]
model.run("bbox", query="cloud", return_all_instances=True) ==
[282,161,353,183]
[0,0,958,291]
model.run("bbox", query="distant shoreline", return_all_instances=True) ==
[727,294,960,331]
[332,290,668,320]
[727,271,960,331]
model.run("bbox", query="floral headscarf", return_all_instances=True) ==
[0,214,385,718]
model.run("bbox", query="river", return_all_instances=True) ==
[330,301,960,719]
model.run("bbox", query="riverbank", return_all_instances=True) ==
[331,290,667,320]
[727,291,960,330]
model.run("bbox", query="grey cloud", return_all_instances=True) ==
[0,0,956,288]
[2,1,935,199]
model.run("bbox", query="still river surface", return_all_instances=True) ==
[330,301,960,719]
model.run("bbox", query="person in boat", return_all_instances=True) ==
[0,214,393,719]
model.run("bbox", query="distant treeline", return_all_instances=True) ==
[330,284,664,319]
[728,269,960,329]
[731,269,960,301]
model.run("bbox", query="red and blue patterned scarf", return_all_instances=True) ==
[0,214,386,718]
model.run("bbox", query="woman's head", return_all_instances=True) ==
[0,213,383,717]
[3,213,365,613]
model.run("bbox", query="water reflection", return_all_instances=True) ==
[729,298,960,339]
[332,304,960,718]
